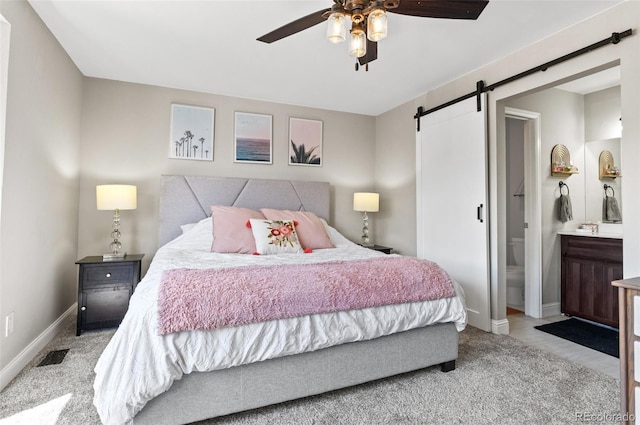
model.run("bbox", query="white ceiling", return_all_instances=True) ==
[27,0,625,116]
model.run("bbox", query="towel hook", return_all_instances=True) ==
[559,181,569,195]
[604,184,615,197]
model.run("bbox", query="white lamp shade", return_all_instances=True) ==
[353,192,379,212]
[96,185,137,210]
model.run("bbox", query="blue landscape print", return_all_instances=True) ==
[235,112,272,163]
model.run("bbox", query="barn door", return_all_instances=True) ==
[416,95,491,331]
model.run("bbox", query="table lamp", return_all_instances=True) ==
[353,192,379,247]
[96,184,137,260]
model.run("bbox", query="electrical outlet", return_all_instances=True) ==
[5,312,14,337]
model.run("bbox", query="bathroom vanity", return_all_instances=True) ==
[560,232,623,328]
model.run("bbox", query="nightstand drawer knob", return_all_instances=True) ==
[105,273,111,278]
[81,306,87,311]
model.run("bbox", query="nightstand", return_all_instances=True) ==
[361,244,393,254]
[75,254,144,336]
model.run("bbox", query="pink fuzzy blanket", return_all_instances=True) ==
[157,256,455,335]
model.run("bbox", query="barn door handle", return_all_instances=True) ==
[477,204,484,223]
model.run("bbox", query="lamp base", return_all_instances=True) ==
[103,252,126,261]
[361,211,371,247]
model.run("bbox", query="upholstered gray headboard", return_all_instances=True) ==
[158,175,331,247]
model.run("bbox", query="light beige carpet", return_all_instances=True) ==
[0,317,620,424]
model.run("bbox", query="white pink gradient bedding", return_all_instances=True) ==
[157,257,456,335]
[93,218,467,425]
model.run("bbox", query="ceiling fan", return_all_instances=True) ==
[257,0,489,71]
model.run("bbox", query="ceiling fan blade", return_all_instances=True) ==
[389,0,489,20]
[358,39,378,66]
[257,8,331,43]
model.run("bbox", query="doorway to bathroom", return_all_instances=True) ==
[505,108,542,318]
[506,116,525,312]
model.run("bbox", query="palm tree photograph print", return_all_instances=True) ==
[234,112,273,164]
[289,117,322,166]
[169,104,214,161]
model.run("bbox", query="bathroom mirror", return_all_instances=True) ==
[585,138,621,223]
[553,67,621,224]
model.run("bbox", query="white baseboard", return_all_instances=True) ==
[492,318,510,335]
[542,302,561,318]
[0,303,76,391]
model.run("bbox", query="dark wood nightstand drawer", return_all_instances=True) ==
[82,264,134,287]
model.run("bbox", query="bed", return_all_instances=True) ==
[93,175,467,425]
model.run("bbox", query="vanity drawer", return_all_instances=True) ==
[561,235,622,263]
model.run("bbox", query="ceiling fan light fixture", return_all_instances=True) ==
[326,11,347,44]
[257,0,489,67]
[367,7,387,42]
[349,22,367,58]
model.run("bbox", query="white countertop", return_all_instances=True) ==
[558,230,623,239]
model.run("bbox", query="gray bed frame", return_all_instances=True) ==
[134,175,459,425]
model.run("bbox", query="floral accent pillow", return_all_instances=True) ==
[249,219,304,255]
[260,209,335,250]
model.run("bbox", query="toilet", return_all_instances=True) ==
[507,237,525,307]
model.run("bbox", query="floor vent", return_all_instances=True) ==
[37,349,69,367]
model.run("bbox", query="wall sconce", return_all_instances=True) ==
[353,192,379,246]
[96,184,137,260]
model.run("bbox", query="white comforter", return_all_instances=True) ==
[93,219,467,425]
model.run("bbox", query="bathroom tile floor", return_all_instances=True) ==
[507,312,619,379]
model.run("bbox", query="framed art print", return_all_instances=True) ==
[234,112,273,164]
[289,117,322,166]
[169,104,215,161]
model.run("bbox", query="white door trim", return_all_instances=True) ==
[505,107,542,318]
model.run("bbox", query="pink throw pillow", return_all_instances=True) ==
[260,209,334,250]
[211,206,265,254]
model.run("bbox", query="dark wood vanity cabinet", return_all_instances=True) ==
[561,235,622,328]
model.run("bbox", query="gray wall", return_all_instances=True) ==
[77,79,376,270]
[0,0,83,373]
[374,98,423,255]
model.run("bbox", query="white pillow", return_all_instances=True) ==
[180,222,198,234]
[320,218,356,247]
[249,219,303,254]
